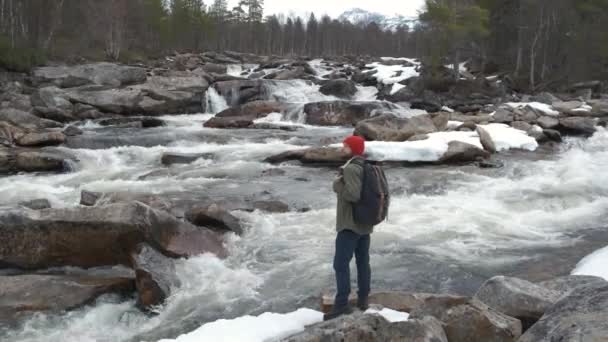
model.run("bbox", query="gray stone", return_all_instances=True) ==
[285,312,447,342]
[0,202,226,269]
[536,116,559,129]
[16,131,65,147]
[185,204,244,235]
[411,296,522,342]
[492,108,514,124]
[0,274,134,325]
[0,108,62,130]
[15,151,69,172]
[354,114,438,141]
[542,129,562,142]
[130,243,179,310]
[552,101,583,115]
[475,276,560,329]
[519,283,608,342]
[559,117,597,136]
[161,152,213,165]
[440,141,490,163]
[32,63,147,88]
[477,126,496,153]
[80,190,102,206]
[319,79,357,99]
[538,275,608,297]
[304,101,399,126]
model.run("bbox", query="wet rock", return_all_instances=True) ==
[536,116,559,129]
[18,199,51,210]
[15,150,72,172]
[265,147,352,165]
[537,275,608,297]
[201,63,227,74]
[492,108,514,124]
[0,202,226,269]
[80,190,102,206]
[285,311,447,342]
[319,79,357,99]
[552,101,584,115]
[32,63,147,88]
[476,126,496,153]
[542,129,562,142]
[519,282,608,342]
[304,101,399,126]
[0,121,25,146]
[30,86,74,114]
[251,200,289,213]
[185,204,244,235]
[558,117,597,136]
[0,274,135,325]
[352,70,378,86]
[211,101,286,120]
[410,99,442,112]
[63,125,83,136]
[130,243,179,310]
[213,79,267,106]
[161,152,213,165]
[203,115,255,129]
[440,141,490,164]
[354,114,437,141]
[0,108,62,130]
[131,75,208,114]
[475,276,560,330]
[411,296,522,342]
[33,106,76,123]
[16,131,65,147]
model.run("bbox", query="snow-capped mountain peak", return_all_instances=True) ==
[338,8,418,31]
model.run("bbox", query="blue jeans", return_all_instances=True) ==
[333,229,371,308]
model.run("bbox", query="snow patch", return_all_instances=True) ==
[441,106,455,113]
[390,83,406,95]
[159,308,323,342]
[365,308,410,322]
[480,124,539,151]
[365,61,419,85]
[505,102,560,116]
[572,245,608,281]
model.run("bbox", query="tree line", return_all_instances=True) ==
[0,0,412,71]
[1,0,607,89]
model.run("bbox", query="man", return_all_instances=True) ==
[324,135,374,321]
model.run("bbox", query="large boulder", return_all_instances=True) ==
[558,117,597,136]
[0,108,61,130]
[14,150,73,173]
[440,141,490,163]
[16,131,65,147]
[354,114,438,141]
[130,243,179,310]
[31,86,74,115]
[161,152,213,166]
[320,79,357,99]
[0,274,134,325]
[0,202,226,269]
[0,121,25,146]
[474,276,561,330]
[352,70,378,87]
[32,63,147,88]
[213,80,267,106]
[79,191,173,213]
[185,204,244,235]
[204,101,287,129]
[64,88,144,114]
[131,75,209,114]
[536,116,559,129]
[519,283,608,342]
[537,275,608,297]
[285,312,447,342]
[552,101,584,115]
[304,101,399,126]
[492,108,514,124]
[410,296,522,342]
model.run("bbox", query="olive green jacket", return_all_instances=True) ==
[332,156,374,235]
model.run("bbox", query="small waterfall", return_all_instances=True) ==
[204,87,229,114]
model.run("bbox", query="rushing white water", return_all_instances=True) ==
[2,113,608,341]
[204,87,229,114]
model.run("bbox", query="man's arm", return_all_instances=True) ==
[337,165,362,202]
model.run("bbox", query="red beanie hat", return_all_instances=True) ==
[343,136,365,156]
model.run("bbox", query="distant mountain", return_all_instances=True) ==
[338,8,418,31]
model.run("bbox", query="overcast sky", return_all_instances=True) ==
[226,0,426,18]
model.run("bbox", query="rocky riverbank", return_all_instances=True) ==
[1,51,607,341]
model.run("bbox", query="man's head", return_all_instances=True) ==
[342,135,365,156]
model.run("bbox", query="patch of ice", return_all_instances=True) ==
[505,102,560,116]
[447,120,463,129]
[572,245,608,281]
[365,308,410,322]
[480,123,539,151]
[158,308,323,342]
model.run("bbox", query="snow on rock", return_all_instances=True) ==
[159,308,323,342]
[572,245,608,281]
[505,102,560,116]
[390,83,406,95]
[441,106,455,113]
[447,120,464,129]
[365,60,420,85]
[365,308,410,322]
[480,123,539,151]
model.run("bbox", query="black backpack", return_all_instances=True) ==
[353,161,390,226]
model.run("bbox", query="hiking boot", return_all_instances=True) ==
[323,305,353,321]
[357,297,369,311]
